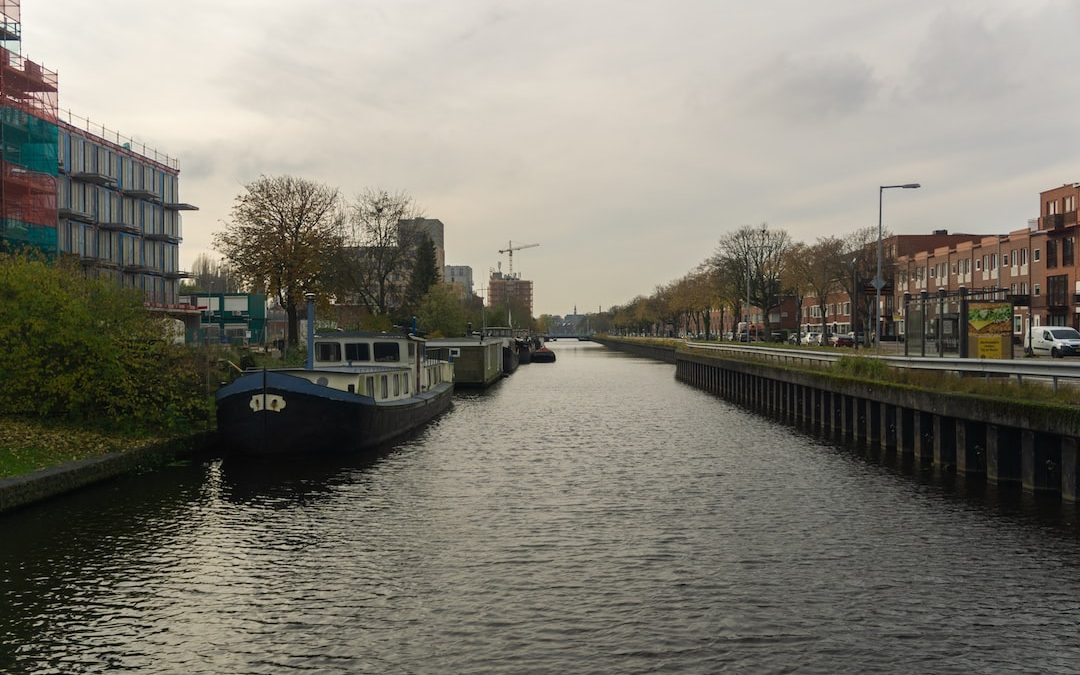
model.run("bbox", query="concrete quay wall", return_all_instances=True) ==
[594,338,1080,503]
[0,432,213,514]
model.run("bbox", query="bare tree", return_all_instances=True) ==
[214,175,344,348]
[781,242,813,344]
[802,236,845,339]
[188,253,239,294]
[710,223,791,337]
[833,226,890,339]
[333,189,423,318]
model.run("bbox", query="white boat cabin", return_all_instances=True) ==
[277,332,453,403]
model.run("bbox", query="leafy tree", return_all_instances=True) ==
[0,254,208,429]
[334,189,423,317]
[214,175,344,348]
[417,283,468,337]
[404,235,438,318]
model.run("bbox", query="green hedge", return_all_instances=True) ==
[0,254,211,432]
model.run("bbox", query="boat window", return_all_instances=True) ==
[315,342,341,362]
[408,343,416,358]
[345,343,370,362]
[403,377,409,394]
[381,376,388,398]
[374,342,400,362]
[366,377,374,396]
[393,375,400,397]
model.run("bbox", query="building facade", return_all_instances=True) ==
[0,0,196,312]
[894,183,1080,341]
[487,270,534,318]
[444,264,473,297]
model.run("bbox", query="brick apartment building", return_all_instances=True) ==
[895,183,1080,342]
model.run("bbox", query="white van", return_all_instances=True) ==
[1026,326,1080,358]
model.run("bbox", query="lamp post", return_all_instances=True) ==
[877,183,921,351]
[850,256,858,351]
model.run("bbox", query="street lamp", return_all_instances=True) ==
[877,183,921,350]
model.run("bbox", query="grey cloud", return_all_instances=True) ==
[739,53,880,122]
[907,12,1018,103]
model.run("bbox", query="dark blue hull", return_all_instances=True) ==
[216,370,453,456]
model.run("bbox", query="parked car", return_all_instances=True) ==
[1025,327,1080,358]
[833,333,855,347]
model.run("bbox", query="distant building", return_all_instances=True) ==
[488,270,534,318]
[444,265,473,297]
[399,217,445,277]
[180,293,267,346]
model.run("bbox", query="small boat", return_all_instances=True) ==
[532,346,556,363]
[483,326,520,375]
[426,337,503,387]
[216,331,454,455]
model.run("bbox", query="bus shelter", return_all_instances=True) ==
[903,288,1017,359]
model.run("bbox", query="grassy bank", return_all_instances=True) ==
[601,335,1080,409]
[0,417,168,480]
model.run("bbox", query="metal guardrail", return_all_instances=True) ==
[684,341,1080,391]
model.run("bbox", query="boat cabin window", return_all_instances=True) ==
[380,375,388,398]
[345,343,370,362]
[315,342,341,362]
[374,342,400,362]
[408,343,416,358]
[393,375,400,397]
[365,376,374,396]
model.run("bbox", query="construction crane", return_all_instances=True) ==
[498,241,540,276]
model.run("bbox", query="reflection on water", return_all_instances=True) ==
[3,342,1080,674]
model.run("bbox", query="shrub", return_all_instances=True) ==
[0,254,210,431]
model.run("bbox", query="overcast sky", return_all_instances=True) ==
[23,1,1080,315]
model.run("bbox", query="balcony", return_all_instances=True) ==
[122,261,152,274]
[58,207,95,224]
[71,171,117,188]
[121,187,160,202]
[163,202,198,211]
[1042,213,1065,230]
[145,231,181,244]
[97,220,139,234]
[163,269,192,280]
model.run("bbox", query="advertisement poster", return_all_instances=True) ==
[967,303,1012,334]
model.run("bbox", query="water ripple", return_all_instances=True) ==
[4,343,1080,673]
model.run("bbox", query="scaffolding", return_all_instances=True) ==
[0,1,19,53]
[0,0,58,252]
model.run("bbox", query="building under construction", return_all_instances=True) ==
[487,270,534,318]
[0,0,196,308]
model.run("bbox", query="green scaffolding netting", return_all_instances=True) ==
[0,218,57,252]
[0,106,57,176]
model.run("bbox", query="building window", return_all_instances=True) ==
[1066,195,1076,212]
[990,253,997,270]
[1002,254,1009,267]
[1034,249,1041,263]
[975,259,982,271]
[1047,240,1058,268]
[1065,237,1075,266]
[1034,283,1041,297]
[1048,274,1068,306]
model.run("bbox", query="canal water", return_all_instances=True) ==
[4,342,1080,674]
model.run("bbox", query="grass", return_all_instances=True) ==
[0,417,164,480]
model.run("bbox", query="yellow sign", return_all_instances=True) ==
[976,336,1003,359]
